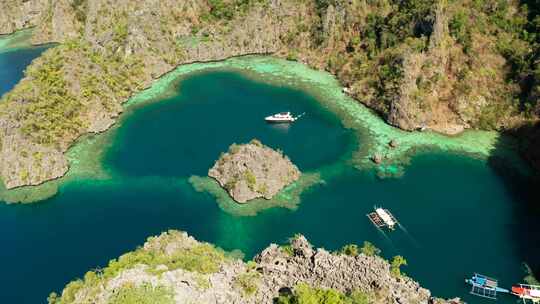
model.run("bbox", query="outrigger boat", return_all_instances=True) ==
[465,273,509,300]
[511,284,540,303]
[265,112,304,123]
[367,206,397,230]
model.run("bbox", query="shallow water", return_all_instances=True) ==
[0,56,538,304]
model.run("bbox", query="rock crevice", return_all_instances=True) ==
[209,140,300,203]
[53,231,462,304]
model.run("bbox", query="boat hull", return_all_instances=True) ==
[265,118,295,123]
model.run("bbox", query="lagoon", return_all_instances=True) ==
[0,51,538,304]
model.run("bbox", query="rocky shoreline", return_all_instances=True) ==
[48,230,461,304]
[209,140,301,203]
[0,0,46,35]
[0,0,538,190]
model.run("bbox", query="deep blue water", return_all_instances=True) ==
[0,46,48,96]
[0,51,538,304]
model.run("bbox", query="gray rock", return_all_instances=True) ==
[0,0,47,35]
[372,153,383,164]
[58,231,463,304]
[209,140,300,203]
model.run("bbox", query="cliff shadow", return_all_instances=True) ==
[487,121,540,281]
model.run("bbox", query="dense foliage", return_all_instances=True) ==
[390,255,407,277]
[275,283,370,304]
[234,261,261,296]
[47,231,228,304]
[320,0,540,130]
[2,0,540,190]
[338,241,381,257]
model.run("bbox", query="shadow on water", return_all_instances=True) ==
[488,121,540,281]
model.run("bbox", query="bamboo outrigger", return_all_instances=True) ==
[465,273,509,300]
[367,206,397,230]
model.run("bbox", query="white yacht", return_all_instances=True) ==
[265,112,297,123]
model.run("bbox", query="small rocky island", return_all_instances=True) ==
[209,139,300,203]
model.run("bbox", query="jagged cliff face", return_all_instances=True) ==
[313,0,535,134]
[0,0,47,35]
[49,231,459,304]
[0,0,538,189]
[209,140,301,203]
[0,0,317,189]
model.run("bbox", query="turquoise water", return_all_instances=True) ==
[105,71,354,176]
[0,58,538,304]
[0,46,48,96]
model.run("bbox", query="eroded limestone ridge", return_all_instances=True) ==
[209,140,300,203]
[0,0,47,35]
[1,0,538,189]
[48,230,462,304]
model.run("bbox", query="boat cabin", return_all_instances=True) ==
[512,284,540,303]
[367,207,397,230]
[265,112,296,123]
[466,273,509,299]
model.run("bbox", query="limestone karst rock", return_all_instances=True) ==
[209,140,300,203]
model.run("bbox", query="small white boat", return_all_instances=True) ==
[265,112,300,123]
[367,206,398,230]
[375,208,396,229]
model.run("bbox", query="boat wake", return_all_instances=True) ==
[398,223,421,248]
[375,226,396,249]
[295,112,306,120]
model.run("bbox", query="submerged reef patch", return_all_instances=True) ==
[189,173,322,217]
[0,55,527,204]
[0,28,34,53]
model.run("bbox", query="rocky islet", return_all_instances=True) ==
[209,140,301,203]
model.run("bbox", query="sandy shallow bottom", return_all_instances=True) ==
[0,54,537,304]
[0,28,34,53]
[0,55,527,205]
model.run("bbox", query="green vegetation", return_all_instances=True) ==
[360,241,381,256]
[245,169,257,190]
[224,176,238,191]
[257,183,268,195]
[448,9,472,52]
[4,46,82,147]
[331,0,539,129]
[70,0,88,24]
[338,241,381,257]
[523,263,540,285]
[250,138,263,147]
[108,283,174,304]
[234,261,261,296]
[206,0,263,20]
[339,244,359,256]
[281,244,295,256]
[275,283,370,304]
[49,231,228,303]
[0,39,145,149]
[390,255,407,277]
[2,0,538,192]
[229,143,240,154]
